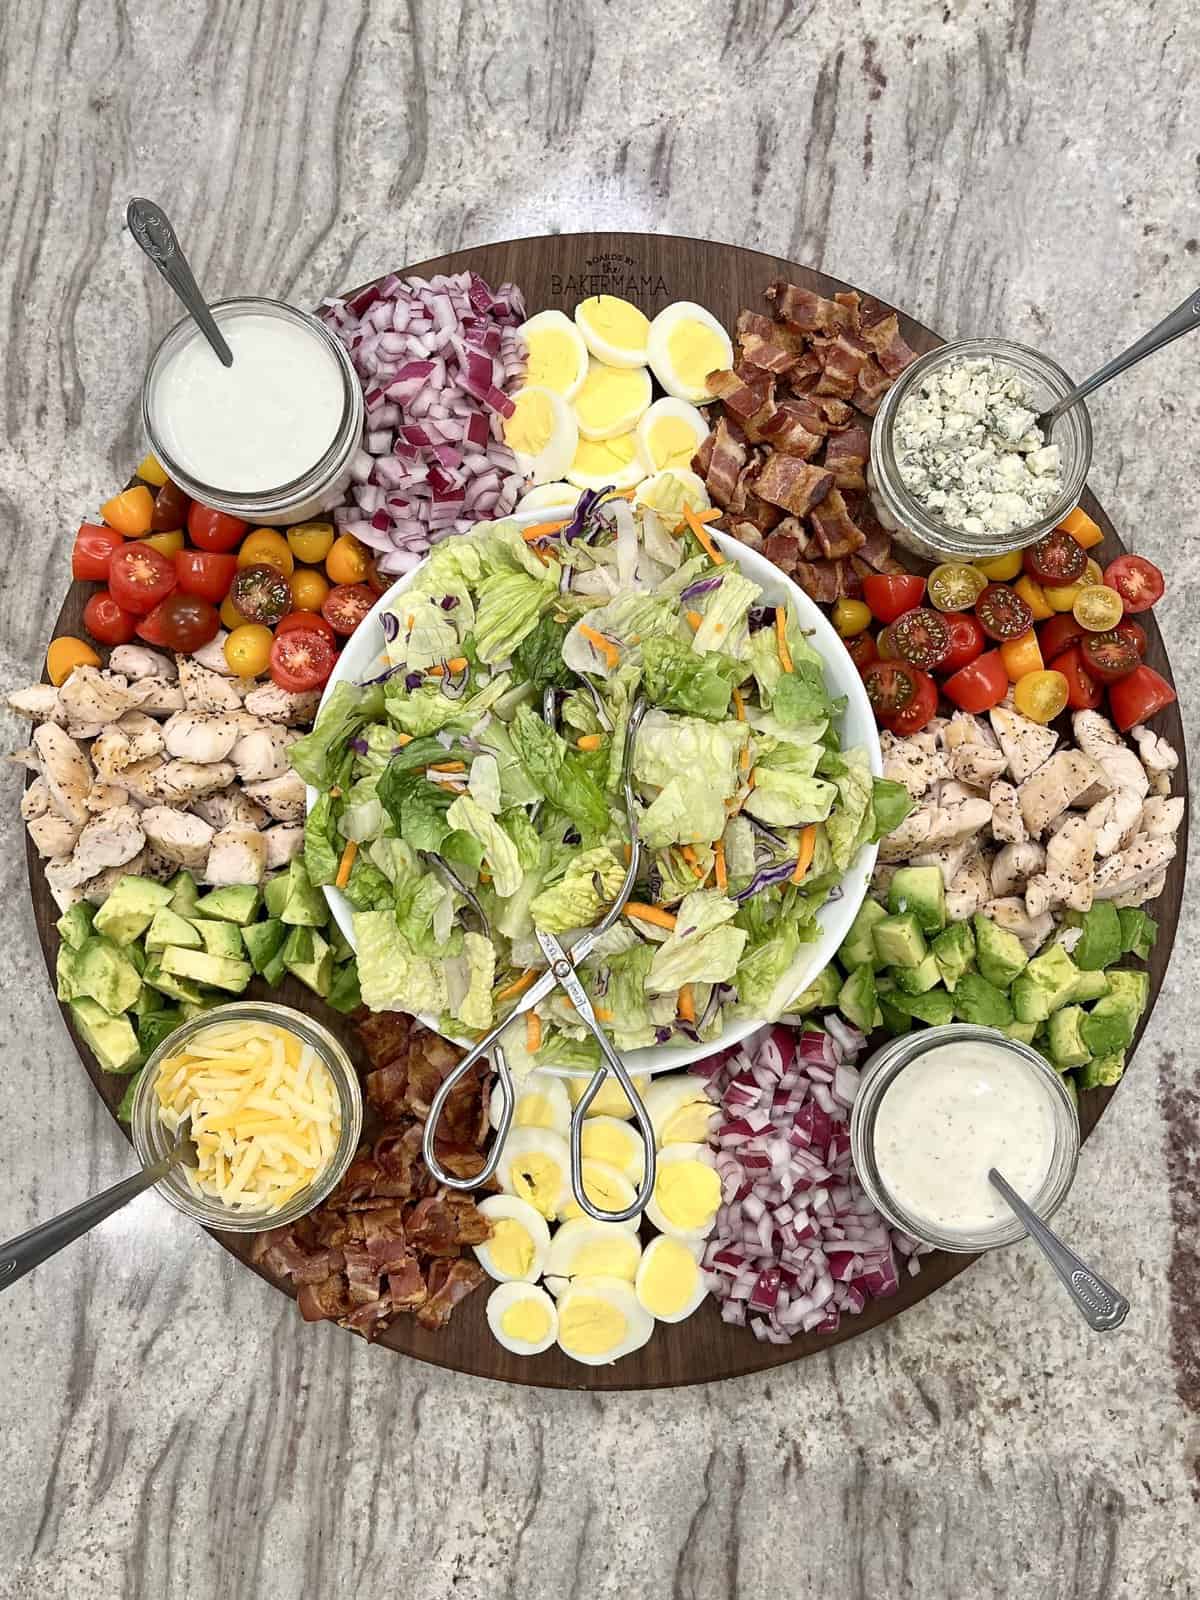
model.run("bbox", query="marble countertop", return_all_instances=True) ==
[0,3,1196,1596]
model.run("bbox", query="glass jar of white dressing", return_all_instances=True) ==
[142,297,364,525]
[850,1024,1079,1252]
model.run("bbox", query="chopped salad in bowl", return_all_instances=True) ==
[293,481,910,1072]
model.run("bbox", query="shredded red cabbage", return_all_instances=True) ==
[679,575,725,603]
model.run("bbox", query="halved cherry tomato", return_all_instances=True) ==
[237,528,294,577]
[1113,618,1147,658]
[845,632,879,672]
[943,650,1009,714]
[277,610,337,647]
[1058,507,1104,550]
[135,453,169,488]
[108,542,177,615]
[884,668,938,735]
[1073,583,1123,632]
[46,636,100,686]
[1013,574,1054,621]
[71,522,124,581]
[927,563,987,612]
[940,612,986,674]
[100,485,155,538]
[1038,615,1087,661]
[890,607,950,671]
[220,594,244,631]
[862,659,918,719]
[151,480,191,533]
[1048,646,1103,711]
[975,583,1034,641]
[142,529,185,559]
[286,521,335,565]
[876,625,900,660]
[270,625,336,692]
[973,550,1024,581]
[322,583,374,637]
[231,563,291,625]
[176,549,238,604]
[1023,529,1086,585]
[188,503,248,553]
[224,623,275,677]
[1013,669,1068,724]
[1108,664,1176,731]
[83,589,138,645]
[861,573,926,625]
[1079,630,1139,684]
[325,533,370,585]
[999,629,1044,682]
[289,567,330,612]
[136,592,220,652]
[1103,555,1163,615]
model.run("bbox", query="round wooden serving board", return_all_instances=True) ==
[27,234,1189,1389]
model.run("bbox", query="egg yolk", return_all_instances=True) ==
[501,1297,552,1344]
[667,320,729,394]
[662,1101,718,1145]
[574,365,648,433]
[656,1160,721,1231]
[561,1160,627,1222]
[639,1239,700,1319]
[581,1121,635,1172]
[570,434,638,478]
[524,329,581,394]
[511,1152,564,1218]
[489,1218,536,1279]
[578,295,649,354]
[505,389,554,455]
[646,416,700,472]
[566,1075,649,1117]
[515,1093,560,1131]
[560,1293,627,1356]
[569,1235,640,1281]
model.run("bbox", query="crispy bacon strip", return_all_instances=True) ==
[759,399,824,460]
[823,424,870,492]
[809,487,867,559]
[704,417,749,507]
[753,455,834,517]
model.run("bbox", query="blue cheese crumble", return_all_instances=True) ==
[894,357,1062,536]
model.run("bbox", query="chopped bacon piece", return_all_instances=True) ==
[298,1275,355,1323]
[707,367,770,420]
[761,518,812,574]
[877,327,917,377]
[784,353,822,394]
[810,396,853,429]
[726,519,764,550]
[753,455,834,517]
[417,1259,487,1331]
[824,424,870,492]
[739,375,778,444]
[791,560,841,604]
[814,332,870,398]
[852,357,893,415]
[810,488,867,559]
[767,281,845,335]
[407,1193,493,1256]
[692,432,715,479]
[834,291,861,334]
[857,302,899,354]
[705,417,749,507]
[759,400,824,460]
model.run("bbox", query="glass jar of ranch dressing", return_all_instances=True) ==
[850,1024,1079,1252]
[142,297,364,525]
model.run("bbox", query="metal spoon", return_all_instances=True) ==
[126,197,233,367]
[988,1167,1128,1331]
[1037,285,1200,435]
[0,1116,197,1291]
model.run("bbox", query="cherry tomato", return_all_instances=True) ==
[108,541,177,615]
[100,485,155,538]
[975,582,1034,641]
[884,669,938,735]
[845,631,878,672]
[861,573,926,625]
[82,589,138,645]
[943,651,1009,714]
[862,660,918,719]
[890,607,950,671]
[188,503,248,553]
[325,533,370,585]
[276,610,337,647]
[220,594,244,631]
[135,453,169,488]
[1079,630,1140,684]
[224,623,275,677]
[238,528,295,577]
[940,612,986,674]
[137,592,220,652]
[71,522,124,581]
[46,636,100,686]
[1048,646,1104,711]
[1102,555,1164,615]
[289,567,330,612]
[973,550,1023,582]
[1038,615,1087,661]
[999,630,1044,683]
[1023,530,1087,586]
[832,597,872,638]
[142,530,185,559]
[1108,664,1176,732]
[270,625,336,692]
[322,582,374,637]
[927,563,987,612]
[1113,618,1148,659]
[286,521,335,565]
[151,480,191,533]
[1073,583,1123,632]
[231,563,291,625]
[876,625,899,660]
[176,549,238,604]
[1013,669,1069,725]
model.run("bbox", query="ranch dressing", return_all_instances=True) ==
[873,1039,1056,1233]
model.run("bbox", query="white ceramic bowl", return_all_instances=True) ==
[307,518,881,1076]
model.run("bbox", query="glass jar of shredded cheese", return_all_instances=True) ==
[131,1003,362,1232]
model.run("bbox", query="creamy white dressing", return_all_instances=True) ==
[151,313,344,493]
[873,1040,1056,1233]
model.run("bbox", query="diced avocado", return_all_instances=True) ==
[261,946,288,988]
[838,898,888,970]
[787,963,842,1014]
[93,875,173,945]
[127,941,146,976]
[888,987,956,1027]
[283,925,333,998]
[278,860,327,928]
[878,996,914,1036]
[56,901,95,951]
[931,921,975,993]
[972,914,1028,989]
[180,996,224,1018]
[242,918,288,977]
[327,960,362,1014]
[1080,974,1146,1059]
[161,946,253,994]
[1069,902,1123,971]
[837,964,877,1032]
[327,921,355,967]
[1104,968,1150,1016]
[1047,1005,1091,1069]
[1069,969,1109,1004]
[887,866,947,934]
[132,981,166,1018]
[872,912,928,970]
[194,883,261,926]
[72,936,143,1016]
[1002,1020,1038,1044]
[143,959,208,1006]
[1061,1072,1080,1109]
[1077,1052,1126,1091]
[69,997,140,1074]
[192,919,245,960]
[952,971,1014,1028]
[137,1007,184,1059]
[56,942,80,1002]
[116,1067,144,1123]
[1117,906,1157,961]
[167,871,201,917]
[1017,944,1080,1021]
[146,907,203,954]
[893,952,941,996]
[263,873,290,919]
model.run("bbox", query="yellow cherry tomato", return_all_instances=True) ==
[832,598,872,638]
[1073,584,1123,632]
[1042,580,1083,612]
[237,528,294,577]
[47,635,101,686]
[220,594,244,631]
[1058,506,1104,550]
[135,452,169,488]
[289,567,330,612]
[1013,574,1054,621]
[100,485,155,537]
[141,529,185,558]
[999,629,1044,682]
[928,563,987,612]
[1013,669,1068,724]
[326,532,369,585]
[224,623,274,677]
[286,521,335,565]
[1082,557,1103,586]
[973,549,1024,582]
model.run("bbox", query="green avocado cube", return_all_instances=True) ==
[1047,1004,1091,1069]
[838,898,888,971]
[1069,902,1123,971]
[92,876,173,946]
[263,873,290,919]
[872,912,928,970]
[69,997,140,1074]
[1077,1052,1126,1091]
[192,920,245,960]
[160,946,253,994]
[952,971,1014,1028]
[889,987,956,1027]
[1002,1020,1039,1044]
[837,964,877,1032]
[1080,972,1146,1059]
[261,946,289,988]
[72,936,143,1016]
[1117,907,1157,961]
[278,860,328,928]
[327,961,362,1014]
[893,952,941,996]
[1103,969,1150,1015]
[283,925,333,998]
[242,918,288,977]
[887,866,947,934]
[56,901,95,951]
[56,943,81,1003]
[1069,969,1109,1004]
[145,907,203,954]
[194,884,261,926]
[931,921,975,993]
[116,1068,144,1123]
[972,914,1029,989]
[786,963,842,1015]
[878,996,914,1036]
[142,959,207,1006]
[167,871,201,917]
[1018,944,1080,1019]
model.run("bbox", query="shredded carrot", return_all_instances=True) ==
[406,613,415,629]
[713,839,727,890]
[683,503,725,564]
[775,607,793,673]
[623,902,677,931]
[497,968,537,1001]
[522,520,569,541]
[334,838,358,889]
[746,768,756,788]
[677,983,696,1023]
[681,845,704,878]
[694,507,723,524]
[526,1013,542,1052]
[739,745,750,774]
[791,824,818,884]
[428,760,465,772]
[685,609,703,631]
[563,996,614,1021]
[395,734,413,747]
[623,843,632,864]
[578,623,621,669]
[576,733,603,751]
[425,657,469,677]
[479,869,492,884]
[731,686,746,721]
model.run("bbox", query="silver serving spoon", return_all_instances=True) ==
[988,1167,1128,1331]
[126,197,233,367]
[0,1115,197,1291]
[1037,285,1200,435]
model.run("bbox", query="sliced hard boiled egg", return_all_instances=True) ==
[565,1072,651,1120]
[635,397,709,475]
[558,1159,639,1228]
[486,1281,559,1355]
[580,1115,646,1185]
[495,1126,571,1220]
[517,309,589,401]
[641,1075,719,1149]
[635,1234,708,1322]
[574,295,651,369]
[490,1070,571,1138]
[565,432,643,492]
[573,359,652,441]
[647,301,734,404]
[633,468,711,527]
[473,1195,552,1283]
[645,1142,721,1241]
[516,481,578,515]
[503,385,579,485]
[546,1217,643,1283]
[556,1275,654,1365]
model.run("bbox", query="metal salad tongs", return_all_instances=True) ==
[423,699,657,1223]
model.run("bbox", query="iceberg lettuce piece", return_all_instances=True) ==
[633,708,747,800]
[743,769,837,829]
[640,634,743,721]
[383,592,461,671]
[690,568,760,657]
[639,778,726,850]
[529,848,626,934]
[353,910,447,1015]
[647,889,747,993]
[824,747,874,869]
[468,752,502,815]
[455,931,496,1031]
[562,589,678,680]
[445,796,523,898]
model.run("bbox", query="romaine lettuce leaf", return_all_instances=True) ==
[639,778,726,850]
[377,751,453,854]
[529,848,626,933]
[339,775,382,842]
[289,681,384,789]
[690,568,760,656]
[633,709,747,800]
[445,796,523,897]
[353,910,448,1015]
[824,747,874,869]
[743,769,837,828]
[384,593,461,670]
[868,777,914,841]
[340,855,392,911]
[476,719,543,807]
[604,943,656,1050]
[640,634,743,720]
[303,791,341,887]
[773,668,831,728]
[734,921,807,1016]
[467,752,502,815]
[647,889,747,992]
[512,614,575,694]
[562,590,677,679]
[509,706,610,840]
[455,931,496,1030]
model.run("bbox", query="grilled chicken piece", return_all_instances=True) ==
[21,778,50,821]
[944,850,992,922]
[58,668,145,734]
[91,714,166,786]
[910,837,975,884]
[85,782,130,813]
[119,757,167,806]
[939,711,999,753]
[140,806,216,870]
[109,645,176,680]
[155,760,238,802]
[983,896,1055,953]
[177,657,245,713]
[189,632,238,676]
[1111,872,1167,908]
[43,859,87,912]
[1071,710,1148,799]
[988,780,1027,844]
[191,787,270,831]
[1025,815,1096,915]
[131,676,185,715]
[263,824,305,869]
[242,681,322,726]
[141,847,178,883]
[879,729,945,800]
[82,853,147,905]
[242,770,306,823]
[947,742,1008,791]
[990,705,1057,784]
[230,727,291,784]
[57,804,146,888]
[161,710,243,763]
[1018,750,1108,836]
[203,826,268,886]
[1093,835,1176,902]
[33,724,94,826]
[6,684,65,724]
[1130,724,1179,796]
[990,841,1045,897]
[1084,789,1142,857]
[1139,796,1185,838]
[876,807,934,862]
[116,710,166,763]
[923,797,994,850]
[27,812,84,858]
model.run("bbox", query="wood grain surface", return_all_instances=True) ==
[27,233,1189,1391]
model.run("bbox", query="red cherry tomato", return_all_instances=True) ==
[82,589,138,645]
[71,522,125,581]
[940,612,986,674]
[187,503,248,553]
[975,582,1034,641]
[276,610,337,648]
[151,480,192,533]
[883,668,938,735]
[1113,618,1148,659]
[1023,530,1087,585]
[890,607,950,671]
[861,573,926,625]
[230,563,291,625]
[1038,614,1087,661]
[269,625,336,692]
[861,660,918,720]
[1048,646,1104,711]
[321,583,375,637]
[108,541,177,615]
[943,650,1009,714]
[1102,555,1164,615]
[845,632,879,672]
[136,592,221,652]
[1079,630,1140,684]
[176,549,238,604]
[1107,664,1176,732]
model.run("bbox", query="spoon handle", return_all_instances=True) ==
[1041,285,1200,431]
[126,197,233,367]
[988,1168,1128,1331]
